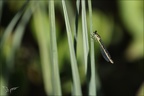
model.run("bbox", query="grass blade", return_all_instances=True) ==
[0,7,26,49]
[74,0,80,54]
[62,0,82,95]
[49,1,62,95]
[0,1,29,49]
[32,3,53,95]
[7,5,32,72]
[81,0,89,73]
[88,1,97,95]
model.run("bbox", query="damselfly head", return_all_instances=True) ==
[93,31,97,34]
[91,30,100,40]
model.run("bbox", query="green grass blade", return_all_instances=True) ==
[49,1,62,95]
[7,5,32,71]
[62,0,82,95]
[32,3,53,95]
[76,0,80,13]
[74,0,80,53]
[81,0,89,73]
[88,1,97,95]
[0,1,29,49]
[0,7,25,49]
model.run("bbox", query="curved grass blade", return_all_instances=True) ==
[62,0,82,95]
[0,1,29,94]
[0,1,29,49]
[81,0,89,73]
[49,1,62,95]
[7,4,33,72]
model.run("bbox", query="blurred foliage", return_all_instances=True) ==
[136,83,144,96]
[118,0,143,62]
[0,0,143,96]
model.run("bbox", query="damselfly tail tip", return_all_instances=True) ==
[110,60,114,64]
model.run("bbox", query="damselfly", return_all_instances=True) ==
[91,31,114,64]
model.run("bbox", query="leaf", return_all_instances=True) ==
[49,1,62,95]
[81,0,89,73]
[62,0,82,95]
[32,3,53,95]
